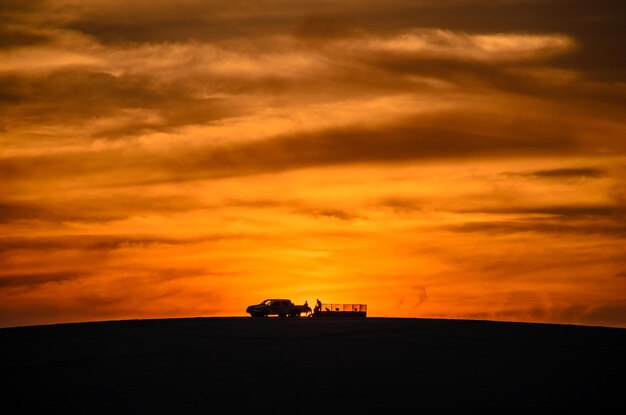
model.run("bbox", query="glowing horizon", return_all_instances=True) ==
[1,0,625,328]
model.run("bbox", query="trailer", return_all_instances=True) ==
[313,303,367,318]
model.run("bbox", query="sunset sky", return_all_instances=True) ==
[1,0,625,328]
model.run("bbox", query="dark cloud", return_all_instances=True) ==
[145,267,220,283]
[0,201,125,223]
[36,1,622,81]
[0,266,215,291]
[1,1,624,142]
[0,0,45,20]
[446,218,626,236]
[506,167,607,180]
[346,44,626,108]
[0,69,238,136]
[1,108,588,185]
[56,0,405,44]
[0,64,342,139]
[0,195,294,228]
[377,197,423,213]
[176,111,580,177]
[0,194,202,224]
[3,1,624,85]
[222,198,288,209]
[293,14,364,40]
[0,271,85,288]
[462,205,626,218]
[298,208,360,221]
[0,26,49,49]
[0,234,240,253]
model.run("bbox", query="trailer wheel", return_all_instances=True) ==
[291,311,301,318]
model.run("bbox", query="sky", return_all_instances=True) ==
[1,0,625,328]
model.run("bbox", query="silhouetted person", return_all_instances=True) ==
[315,299,322,314]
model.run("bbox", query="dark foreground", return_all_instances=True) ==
[1,317,624,413]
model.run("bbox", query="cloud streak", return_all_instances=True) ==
[506,167,608,180]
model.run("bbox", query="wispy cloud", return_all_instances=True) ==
[505,167,607,180]
[446,219,626,237]
[0,270,85,288]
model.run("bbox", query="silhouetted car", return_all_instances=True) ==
[246,299,310,317]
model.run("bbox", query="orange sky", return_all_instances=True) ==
[1,0,625,328]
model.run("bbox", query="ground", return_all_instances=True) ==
[1,317,624,413]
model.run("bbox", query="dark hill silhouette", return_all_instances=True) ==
[1,317,624,413]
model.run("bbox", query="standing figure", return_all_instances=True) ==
[314,299,322,314]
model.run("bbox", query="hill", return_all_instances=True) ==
[1,317,624,413]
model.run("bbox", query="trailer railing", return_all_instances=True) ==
[322,304,367,313]
[313,303,367,317]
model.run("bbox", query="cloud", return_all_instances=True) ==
[379,197,421,208]
[349,30,574,62]
[2,1,624,84]
[298,208,360,221]
[1,1,624,147]
[461,204,626,218]
[0,69,239,136]
[0,201,126,223]
[414,285,427,307]
[0,234,240,254]
[0,270,85,288]
[0,194,203,224]
[446,218,626,237]
[0,0,46,20]
[35,0,624,81]
[506,167,607,180]
[136,110,581,178]
[3,106,590,187]
[0,26,50,50]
